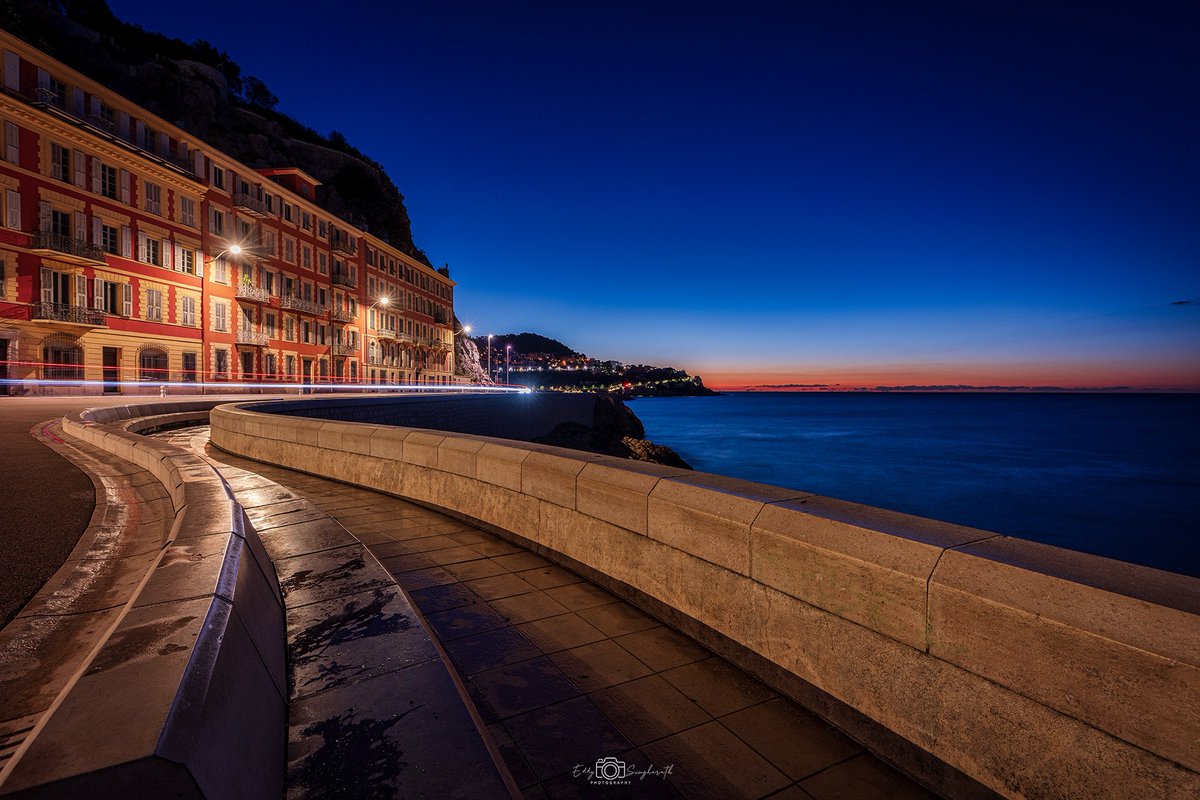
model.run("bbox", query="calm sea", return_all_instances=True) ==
[629,393,1200,578]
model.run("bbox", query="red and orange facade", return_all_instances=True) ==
[0,29,457,394]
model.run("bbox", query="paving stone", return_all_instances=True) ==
[545,582,618,611]
[286,586,435,700]
[577,602,660,637]
[517,565,584,590]
[274,544,391,608]
[488,721,541,788]
[377,552,436,574]
[722,698,863,781]
[549,639,654,692]
[423,545,494,566]
[445,626,544,675]
[502,695,631,782]
[258,518,358,560]
[403,534,465,553]
[641,720,791,800]
[466,572,538,600]
[492,552,555,572]
[408,583,481,614]
[468,656,581,722]
[426,601,512,641]
[491,590,572,624]
[799,753,935,800]
[661,657,776,717]
[614,626,710,672]
[445,558,512,581]
[517,613,608,654]
[592,675,713,745]
[396,565,460,591]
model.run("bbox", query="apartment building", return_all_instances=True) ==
[0,29,457,394]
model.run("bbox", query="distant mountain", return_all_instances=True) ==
[474,333,580,359]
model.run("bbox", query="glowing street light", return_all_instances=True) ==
[487,334,493,382]
[506,343,512,385]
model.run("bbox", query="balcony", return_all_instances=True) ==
[331,343,357,357]
[376,327,398,341]
[32,232,107,265]
[331,307,356,323]
[232,191,270,217]
[32,87,66,110]
[330,232,356,256]
[331,270,356,289]
[236,329,270,347]
[31,302,107,327]
[280,295,326,315]
[235,283,271,303]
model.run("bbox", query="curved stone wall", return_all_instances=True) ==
[210,396,1200,800]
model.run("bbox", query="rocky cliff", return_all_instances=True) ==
[0,0,428,262]
[532,396,692,470]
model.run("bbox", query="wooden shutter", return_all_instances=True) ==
[195,252,203,278]
[71,87,84,116]
[193,150,204,178]
[89,95,100,117]
[75,274,87,308]
[134,119,145,146]
[136,231,146,262]
[122,283,132,316]
[40,267,53,305]
[38,200,50,233]
[73,211,85,241]
[90,158,100,193]
[3,121,17,164]
[161,238,172,269]
[4,190,19,230]
[174,243,184,272]
[3,51,18,92]
[73,151,85,187]
[118,112,129,139]
[93,278,103,310]
[120,169,131,204]
[92,217,101,244]
[120,225,131,258]
[36,68,48,90]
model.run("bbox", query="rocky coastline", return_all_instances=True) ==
[531,395,692,469]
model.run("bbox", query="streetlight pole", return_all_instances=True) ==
[505,343,511,385]
[487,333,493,383]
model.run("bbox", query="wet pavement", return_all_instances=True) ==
[185,426,934,800]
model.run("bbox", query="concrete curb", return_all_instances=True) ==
[210,395,1200,800]
[1,402,285,799]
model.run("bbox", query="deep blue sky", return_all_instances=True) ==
[109,0,1199,387]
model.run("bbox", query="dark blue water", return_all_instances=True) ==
[630,393,1200,577]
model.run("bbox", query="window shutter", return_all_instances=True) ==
[120,225,131,258]
[118,112,130,140]
[38,200,50,233]
[120,169,131,204]
[3,51,18,92]
[122,283,132,316]
[4,190,19,230]
[134,119,145,146]
[73,151,85,187]
[92,216,101,244]
[90,158,100,193]
[89,95,100,117]
[195,252,203,278]
[36,68,48,90]
[73,211,85,241]
[40,267,52,305]
[93,277,103,310]
[4,121,17,164]
[75,274,87,308]
[71,87,84,116]
[194,150,204,178]
[174,243,184,272]
[161,238,171,269]
[136,231,146,262]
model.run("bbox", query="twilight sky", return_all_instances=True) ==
[110,0,1199,389]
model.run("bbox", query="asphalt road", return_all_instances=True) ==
[0,393,282,626]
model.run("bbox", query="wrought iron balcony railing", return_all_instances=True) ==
[232,191,270,217]
[331,270,356,289]
[331,307,355,323]
[31,302,107,326]
[330,232,356,256]
[236,329,270,346]
[280,295,326,315]
[32,232,107,263]
[234,284,271,303]
[331,343,357,357]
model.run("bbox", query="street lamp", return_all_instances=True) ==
[505,343,511,385]
[487,334,493,383]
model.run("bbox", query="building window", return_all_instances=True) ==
[212,256,229,284]
[284,237,295,262]
[212,165,225,190]
[302,246,312,270]
[285,355,295,379]
[182,352,197,382]
[100,223,119,255]
[139,347,167,380]
[209,207,224,236]
[43,335,83,380]
[142,236,161,266]
[144,182,161,214]
[179,248,195,275]
[182,295,196,326]
[100,164,118,199]
[50,209,70,237]
[265,353,277,377]
[50,142,71,182]
[179,196,196,227]
[145,288,163,321]
[215,348,228,377]
[214,301,228,332]
[318,252,327,274]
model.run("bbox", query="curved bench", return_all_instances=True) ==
[209,396,1200,800]
[2,401,285,799]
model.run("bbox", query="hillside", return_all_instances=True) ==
[473,333,580,359]
[0,0,429,262]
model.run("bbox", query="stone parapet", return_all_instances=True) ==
[209,395,1200,800]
